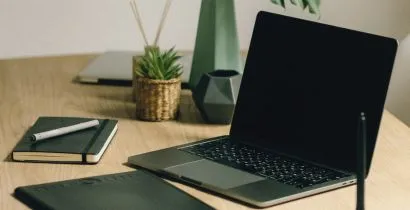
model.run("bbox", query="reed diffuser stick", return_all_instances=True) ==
[153,0,173,46]
[130,0,149,46]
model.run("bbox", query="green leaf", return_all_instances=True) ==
[305,0,320,15]
[271,0,285,8]
[297,0,308,9]
[271,0,319,14]
[165,55,181,70]
[164,63,182,80]
[136,46,183,80]
[157,53,165,80]
[134,67,144,77]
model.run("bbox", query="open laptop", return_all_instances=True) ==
[128,11,398,208]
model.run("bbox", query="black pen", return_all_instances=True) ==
[356,112,366,210]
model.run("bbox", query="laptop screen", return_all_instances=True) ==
[230,12,397,173]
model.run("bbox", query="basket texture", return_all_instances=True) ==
[134,76,181,121]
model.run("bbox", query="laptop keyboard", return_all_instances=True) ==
[180,139,350,189]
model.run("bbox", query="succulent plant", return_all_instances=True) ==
[271,0,321,15]
[134,46,183,80]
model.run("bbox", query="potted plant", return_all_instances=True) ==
[130,0,183,121]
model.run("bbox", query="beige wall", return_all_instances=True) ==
[1,0,410,124]
[0,0,409,59]
[386,35,410,126]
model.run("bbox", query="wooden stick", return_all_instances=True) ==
[130,0,149,46]
[153,0,173,46]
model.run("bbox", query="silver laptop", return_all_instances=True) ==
[76,51,194,84]
[76,51,246,85]
[128,11,398,208]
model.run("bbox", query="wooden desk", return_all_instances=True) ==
[1,55,409,210]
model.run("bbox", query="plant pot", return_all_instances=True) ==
[192,70,242,124]
[134,75,181,121]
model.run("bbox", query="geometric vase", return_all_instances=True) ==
[192,70,242,124]
[189,0,243,90]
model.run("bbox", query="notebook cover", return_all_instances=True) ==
[11,116,117,163]
[14,171,215,210]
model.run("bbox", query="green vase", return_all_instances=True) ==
[189,0,243,90]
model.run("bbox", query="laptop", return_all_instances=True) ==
[76,51,194,84]
[76,51,246,85]
[128,11,398,208]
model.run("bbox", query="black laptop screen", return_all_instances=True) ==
[230,12,397,173]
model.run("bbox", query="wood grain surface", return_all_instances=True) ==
[0,54,409,210]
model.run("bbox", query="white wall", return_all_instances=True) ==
[1,0,410,59]
[386,35,410,125]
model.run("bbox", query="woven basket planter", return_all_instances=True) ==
[134,76,181,121]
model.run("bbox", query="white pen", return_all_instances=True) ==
[31,120,100,142]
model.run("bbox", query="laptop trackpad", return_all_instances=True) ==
[164,159,265,189]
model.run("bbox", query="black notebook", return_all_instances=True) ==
[14,170,214,210]
[12,116,118,164]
